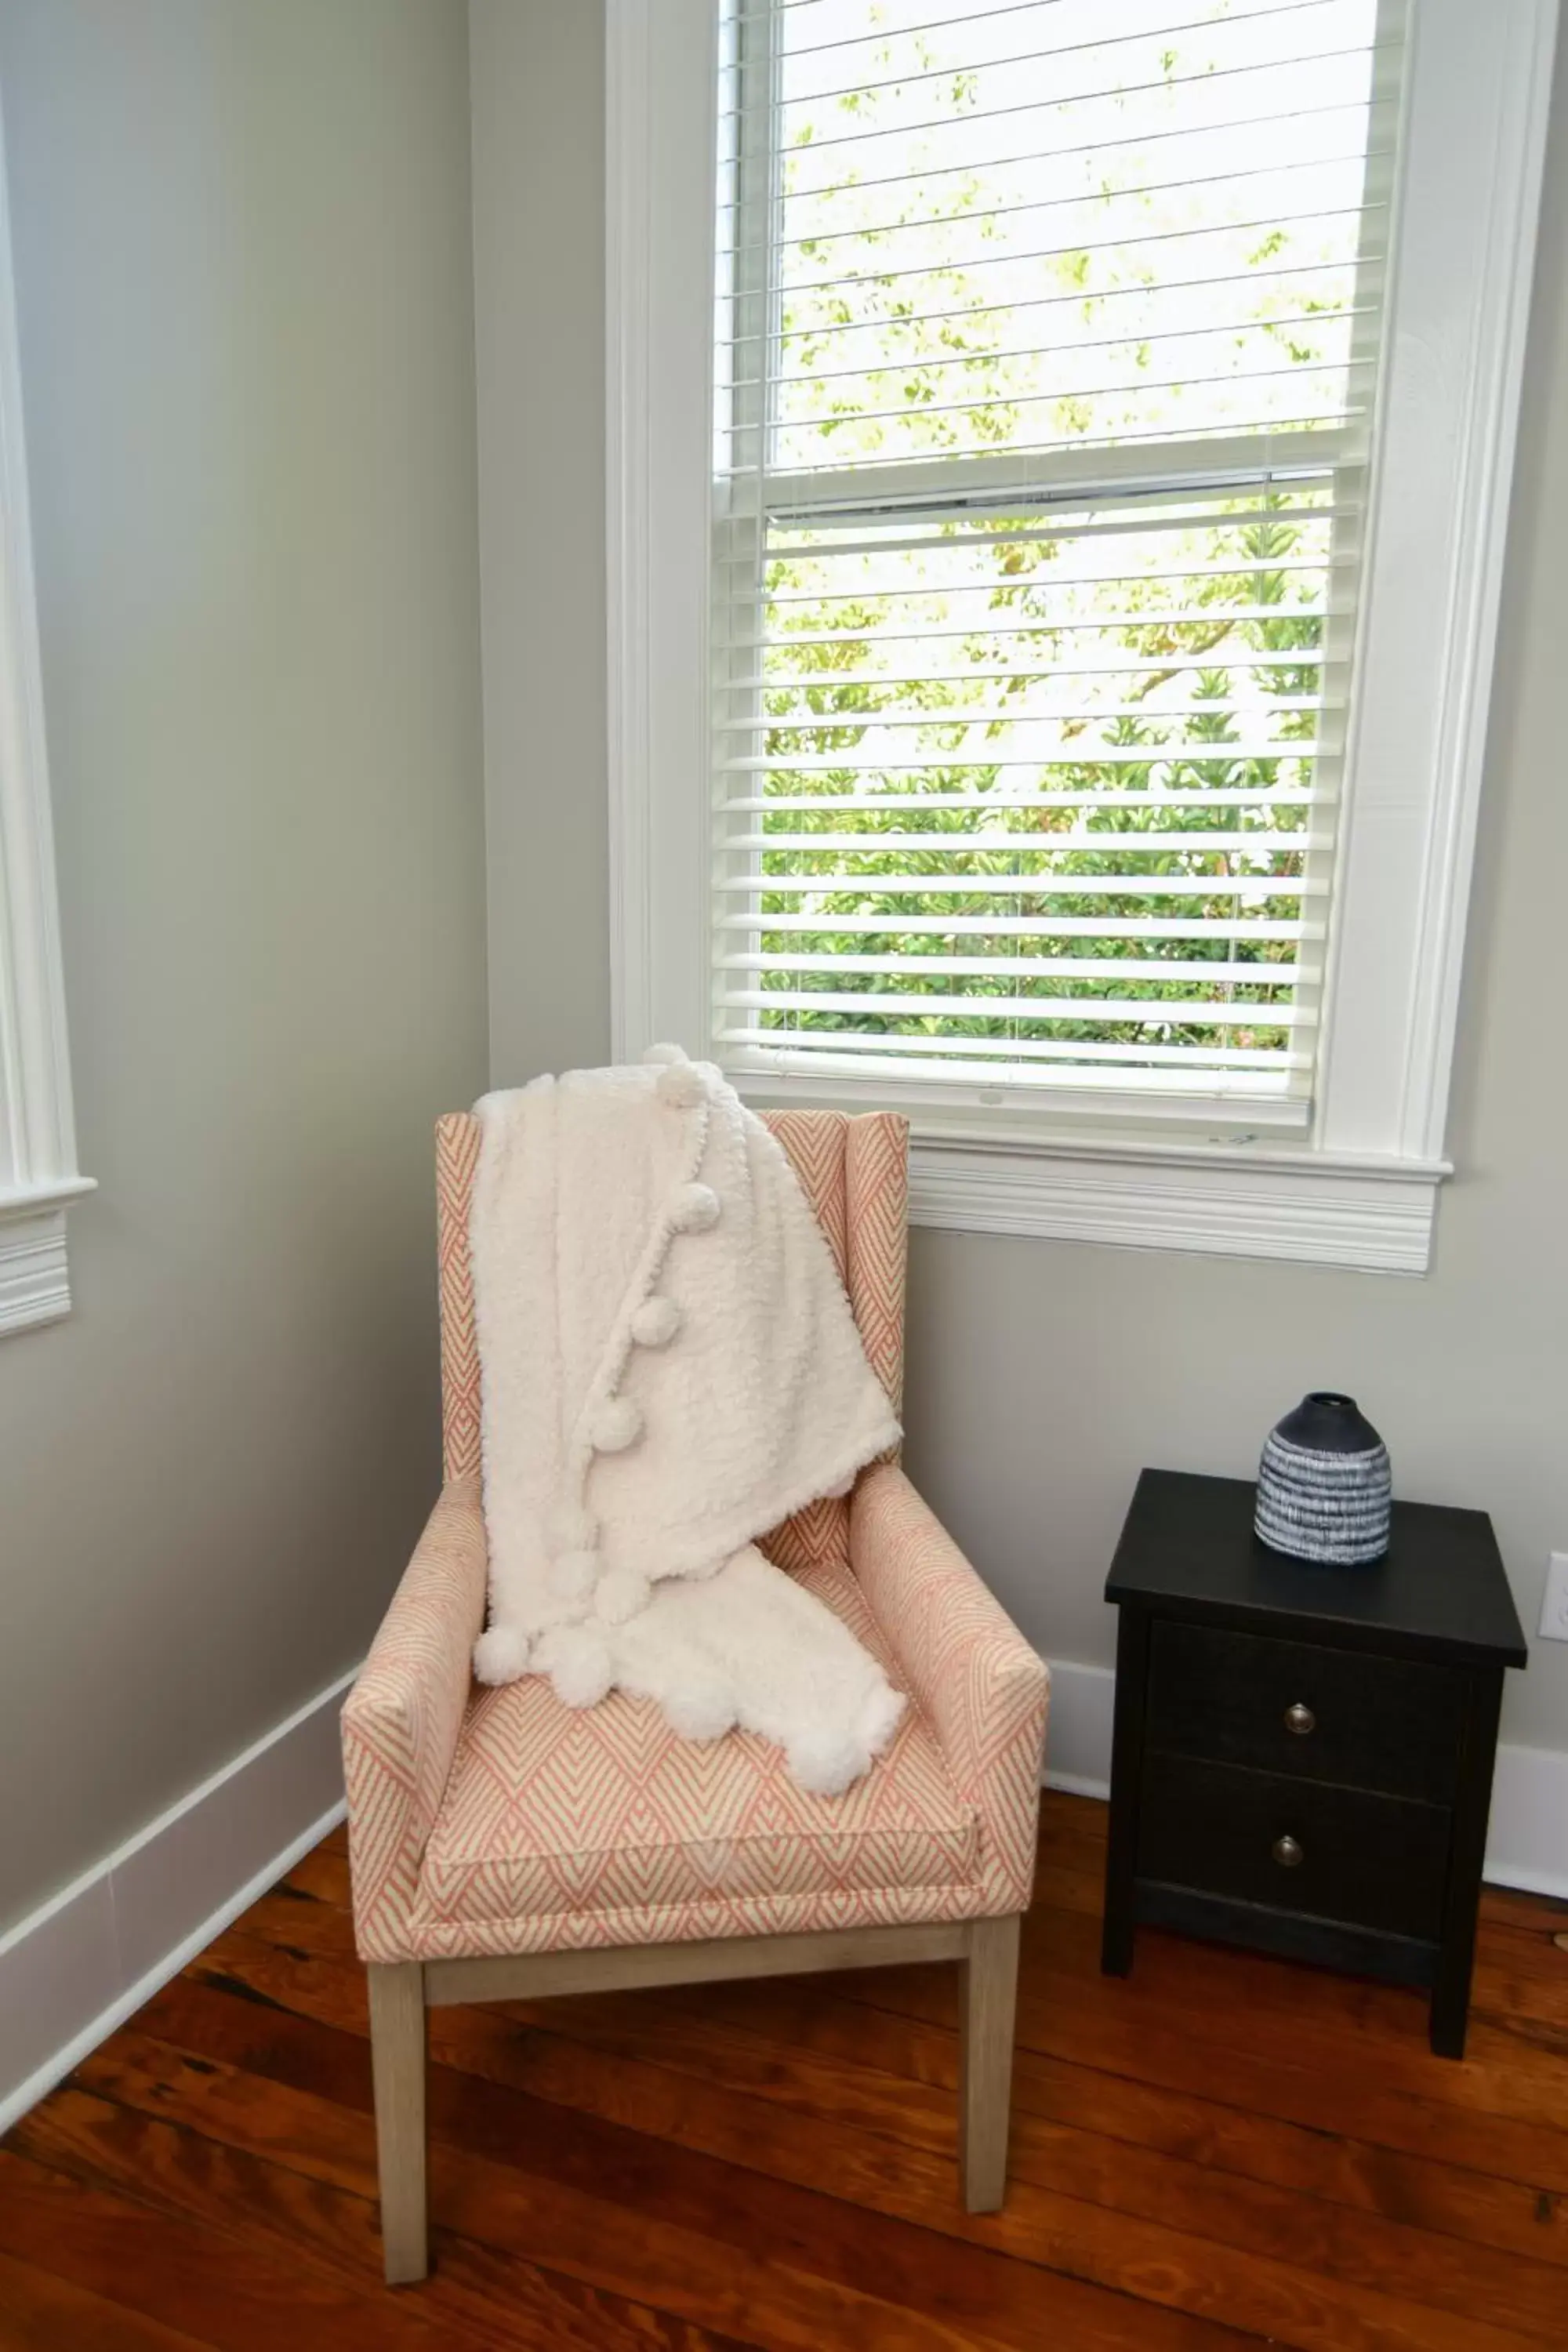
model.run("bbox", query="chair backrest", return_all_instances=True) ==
[434,1105,909,1570]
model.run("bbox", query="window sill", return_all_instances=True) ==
[0,1178,96,1335]
[905,1131,1448,1274]
[735,1076,1448,1272]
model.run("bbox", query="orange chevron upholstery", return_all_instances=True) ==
[344,1106,1048,1965]
[851,1462,1047,1915]
[343,1478,486,1963]
[411,1545,979,1958]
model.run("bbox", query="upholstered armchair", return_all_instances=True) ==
[343,1109,1049,2285]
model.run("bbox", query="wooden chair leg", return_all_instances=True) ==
[368,1962,428,2284]
[959,1914,1020,2213]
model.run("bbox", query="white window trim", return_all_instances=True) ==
[0,86,91,1334]
[605,0,1558,1272]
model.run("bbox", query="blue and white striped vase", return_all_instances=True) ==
[1254,1392,1392,1565]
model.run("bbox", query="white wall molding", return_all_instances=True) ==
[0,1197,66,1332]
[0,85,93,1331]
[1316,0,1561,1165]
[1041,1656,1567,1900]
[1483,1744,1568,1901]
[909,1134,1447,1274]
[1040,1657,1117,1802]
[0,1667,354,2134]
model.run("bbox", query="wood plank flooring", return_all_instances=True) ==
[3,1791,1566,2350]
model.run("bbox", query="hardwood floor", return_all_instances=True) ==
[3,1790,1566,2350]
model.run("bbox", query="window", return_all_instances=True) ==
[607,0,1555,1269]
[713,0,1394,1121]
[0,85,91,1334]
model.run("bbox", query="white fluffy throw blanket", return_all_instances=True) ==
[467,1048,906,1794]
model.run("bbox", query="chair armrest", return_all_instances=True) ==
[341,1476,486,1960]
[851,1461,1049,1912]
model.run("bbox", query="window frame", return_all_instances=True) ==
[0,84,91,1335]
[605,0,1559,1272]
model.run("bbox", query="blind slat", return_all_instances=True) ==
[717,700,1325,729]
[713,606,1343,652]
[735,51,1392,170]
[760,558,1341,601]
[717,1026,1315,1069]
[720,155,1392,270]
[714,873,1323,897]
[726,364,1370,444]
[724,831,1319,855]
[717,746,1330,773]
[728,0,1108,59]
[720,789,1325,809]
[722,948,1299,974]
[722,0,1356,100]
[721,912,1319,939]
[740,412,1370,481]
[731,289,1374,374]
[750,506,1361,566]
[717,95,1387,214]
[718,655,1331,688]
[726,205,1383,307]
[720,988,1314,1027]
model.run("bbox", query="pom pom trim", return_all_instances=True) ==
[655,1060,710,1110]
[670,1181,720,1234]
[630,1295,681,1348]
[535,1623,614,1709]
[590,1394,644,1454]
[473,1622,532,1686]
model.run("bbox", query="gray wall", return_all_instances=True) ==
[0,0,488,1933]
[471,0,610,1083]
[475,5,1568,1755]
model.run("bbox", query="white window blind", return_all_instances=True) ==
[711,0,1403,1118]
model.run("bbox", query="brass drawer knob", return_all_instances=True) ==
[1284,1702,1316,1736]
[1272,1834,1305,1868]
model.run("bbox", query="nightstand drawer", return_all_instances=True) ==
[1146,1621,1467,1802]
[1139,1755,1450,1940]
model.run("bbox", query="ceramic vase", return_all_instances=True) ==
[1254,1392,1392,1565]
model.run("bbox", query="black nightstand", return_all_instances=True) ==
[1101,1469,1527,2057]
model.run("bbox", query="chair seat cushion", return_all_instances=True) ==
[410,1553,981,1957]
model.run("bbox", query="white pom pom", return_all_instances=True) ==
[593,1565,652,1626]
[630,1294,681,1348]
[534,1623,613,1709]
[589,1394,644,1454]
[473,1623,532,1686]
[857,1683,906,1757]
[546,1501,597,1554]
[641,1041,688,1066]
[662,1668,736,1744]
[786,1728,869,1796]
[670,1181,720,1234]
[655,1059,709,1110]
[549,1548,600,1602]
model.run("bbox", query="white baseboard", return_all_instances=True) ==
[1040,1656,1115,1800]
[1483,1742,1568,1899]
[1041,1656,1568,1900]
[0,1666,354,2135]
